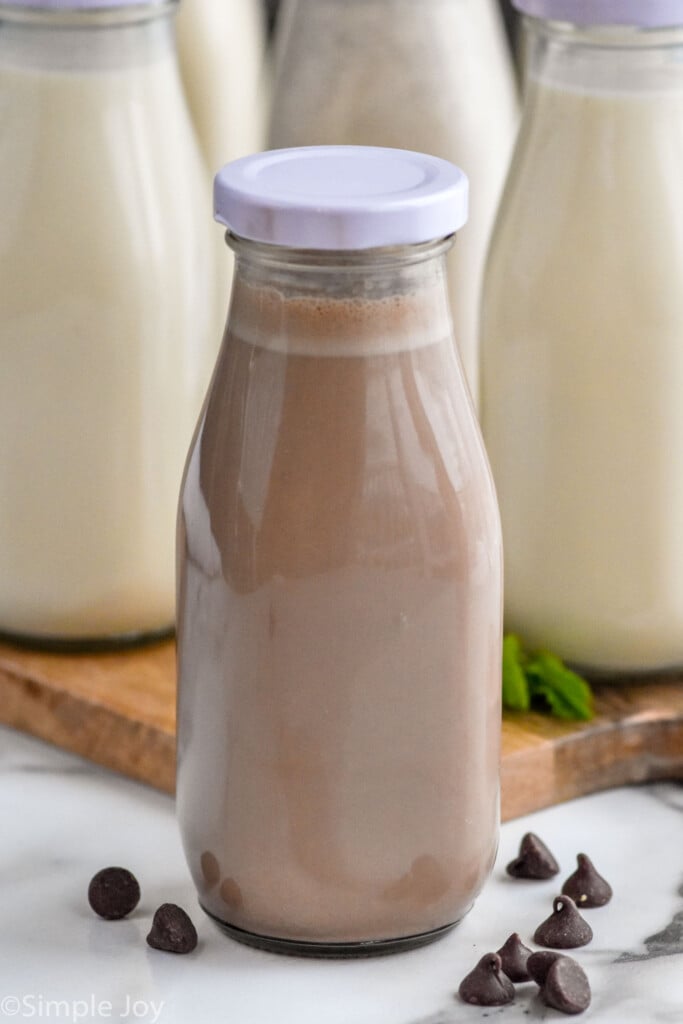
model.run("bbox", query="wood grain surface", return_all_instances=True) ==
[0,637,681,820]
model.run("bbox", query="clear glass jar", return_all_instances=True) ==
[268,0,519,403]
[177,147,503,956]
[481,0,683,673]
[0,0,217,648]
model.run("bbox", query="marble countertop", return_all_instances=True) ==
[1,724,681,1024]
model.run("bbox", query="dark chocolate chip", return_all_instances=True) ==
[562,853,612,908]
[506,833,560,880]
[496,932,534,982]
[534,895,593,949]
[88,867,140,920]
[527,950,563,986]
[146,903,198,954]
[458,953,515,1006]
[542,956,591,1014]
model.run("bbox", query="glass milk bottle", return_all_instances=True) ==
[176,0,267,175]
[482,0,683,673]
[0,0,216,647]
[177,147,503,956]
[267,0,519,402]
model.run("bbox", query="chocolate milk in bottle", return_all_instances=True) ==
[177,147,502,956]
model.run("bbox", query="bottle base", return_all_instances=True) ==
[572,660,683,682]
[200,903,460,958]
[0,624,174,654]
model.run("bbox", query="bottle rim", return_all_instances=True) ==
[226,232,456,272]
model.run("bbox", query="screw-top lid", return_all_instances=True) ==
[2,0,169,9]
[512,0,683,27]
[214,146,468,251]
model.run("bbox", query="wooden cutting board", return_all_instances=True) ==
[1,637,681,821]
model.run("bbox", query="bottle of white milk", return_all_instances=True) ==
[0,0,217,647]
[268,0,519,402]
[481,0,683,673]
[176,0,267,176]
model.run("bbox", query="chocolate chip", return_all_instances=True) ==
[534,895,593,949]
[527,950,563,985]
[88,867,140,920]
[458,953,515,1006]
[506,832,560,880]
[562,853,612,908]
[146,903,198,954]
[542,955,591,1014]
[496,932,534,982]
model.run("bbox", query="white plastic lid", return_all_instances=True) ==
[214,146,469,251]
[2,0,169,8]
[512,0,683,27]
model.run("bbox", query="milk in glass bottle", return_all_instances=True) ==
[177,0,267,174]
[0,0,216,646]
[177,147,503,956]
[268,0,519,401]
[482,0,683,673]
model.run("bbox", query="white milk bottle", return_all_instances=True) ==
[481,0,683,673]
[268,0,519,402]
[0,0,217,647]
[176,0,267,175]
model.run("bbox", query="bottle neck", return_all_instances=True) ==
[229,234,453,294]
[522,17,683,95]
[226,236,456,358]
[0,2,177,73]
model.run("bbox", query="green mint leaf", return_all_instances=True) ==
[526,651,594,721]
[502,634,530,712]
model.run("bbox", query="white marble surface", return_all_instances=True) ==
[0,724,681,1024]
